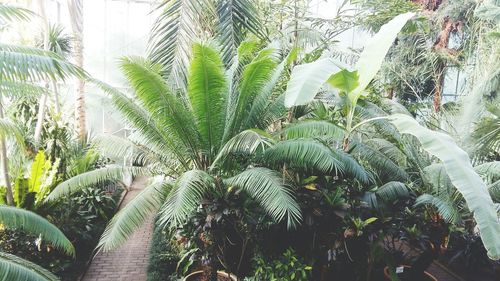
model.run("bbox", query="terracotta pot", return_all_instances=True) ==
[183,271,238,281]
[383,265,438,281]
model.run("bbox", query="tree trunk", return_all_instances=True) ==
[33,0,50,144]
[0,94,14,205]
[432,17,454,113]
[68,0,86,141]
[52,80,61,114]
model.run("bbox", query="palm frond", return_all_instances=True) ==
[415,194,462,223]
[187,43,227,155]
[376,181,409,202]
[0,252,58,281]
[91,79,189,167]
[265,139,371,183]
[120,57,201,161]
[0,3,33,23]
[147,0,210,90]
[216,0,264,66]
[47,165,147,201]
[92,134,157,166]
[0,43,85,82]
[225,167,301,228]
[226,50,278,137]
[475,161,500,183]
[282,120,346,140]
[0,118,24,146]
[158,170,214,228]
[212,129,275,168]
[0,206,74,256]
[350,141,409,181]
[0,81,49,98]
[97,180,171,252]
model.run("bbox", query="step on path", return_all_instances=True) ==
[81,177,153,281]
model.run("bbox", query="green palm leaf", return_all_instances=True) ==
[97,180,171,252]
[158,170,214,228]
[212,129,275,168]
[0,206,74,256]
[120,57,201,161]
[225,167,301,228]
[0,252,58,281]
[187,43,227,155]
[415,194,462,224]
[0,81,49,98]
[0,44,85,82]
[0,3,33,23]
[283,120,346,140]
[46,166,147,201]
[376,181,409,202]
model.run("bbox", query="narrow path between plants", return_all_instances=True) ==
[81,176,153,281]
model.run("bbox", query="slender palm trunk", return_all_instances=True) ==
[34,0,50,144]
[68,0,86,141]
[0,93,14,205]
[52,80,61,114]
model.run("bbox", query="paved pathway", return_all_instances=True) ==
[81,177,154,281]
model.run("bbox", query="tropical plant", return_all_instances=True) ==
[247,248,312,281]
[284,11,500,260]
[0,205,74,281]
[48,42,308,278]
[147,0,264,89]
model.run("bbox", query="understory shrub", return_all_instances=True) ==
[147,224,180,281]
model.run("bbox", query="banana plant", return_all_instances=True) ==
[284,12,500,260]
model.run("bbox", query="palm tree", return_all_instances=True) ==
[46,42,375,278]
[0,205,74,281]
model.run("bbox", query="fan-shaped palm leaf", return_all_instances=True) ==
[225,167,301,228]
[0,252,58,281]
[0,205,74,256]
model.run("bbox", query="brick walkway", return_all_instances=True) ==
[81,177,154,281]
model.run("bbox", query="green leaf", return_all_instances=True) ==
[327,69,359,93]
[389,113,500,260]
[98,180,171,252]
[284,58,342,107]
[364,217,378,225]
[225,167,302,229]
[0,252,58,281]
[348,12,415,103]
[0,205,74,256]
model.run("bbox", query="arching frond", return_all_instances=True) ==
[91,79,189,167]
[283,120,346,141]
[187,43,227,155]
[47,166,147,201]
[0,118,24,146]
[0,252,58,281]
[475,161,500,183]
[120,57,201,159]
[212,129,275,168]
[92,134,156,166]
[216,0,264,66]
[265,139,371,183]
[0,81,49,98]
[0,3,33,23]
[225,167,301,228]
[97,180,171,252]
[0,206,74,256]
[147,0,210,89]
[364,138,407,167]
[158,170,214,228]
[415,194,462,224]
[0,43,86,81]
[350,142,408,181]
[376,181,409,202]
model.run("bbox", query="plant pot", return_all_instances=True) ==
[183,270,238,281]
[383,265,438,281]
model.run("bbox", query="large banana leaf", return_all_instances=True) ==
[284,12,414,108]
[389,114,500,260]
